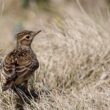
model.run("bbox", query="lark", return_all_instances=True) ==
[2,30,41,98]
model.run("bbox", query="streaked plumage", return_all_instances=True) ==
[2,30,41,93]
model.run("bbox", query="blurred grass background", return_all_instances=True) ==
[0,0,110,110]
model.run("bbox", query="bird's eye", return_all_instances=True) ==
[26,35,30,39]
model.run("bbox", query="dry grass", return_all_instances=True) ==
[0,0,110,110]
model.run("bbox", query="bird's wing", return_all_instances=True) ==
[3,52,17,81]
[2,51,17,91]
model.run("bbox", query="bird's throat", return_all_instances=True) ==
[17,43,31,50]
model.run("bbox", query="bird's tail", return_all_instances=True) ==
[2,80,14,91]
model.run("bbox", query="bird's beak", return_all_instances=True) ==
[32,30,42,37]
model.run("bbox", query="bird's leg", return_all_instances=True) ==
[23,80,28,92]
[24,80,29,93]
[24,80,39,100]
[23,80,33,99]
[12,84,31,106]
[12,84,24,103]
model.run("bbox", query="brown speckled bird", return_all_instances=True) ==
[2,30,41,97]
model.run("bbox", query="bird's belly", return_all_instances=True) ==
[15,72,32,85]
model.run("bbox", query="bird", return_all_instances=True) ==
[2,30,41,100]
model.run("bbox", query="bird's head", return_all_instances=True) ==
[16,30,41,47]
